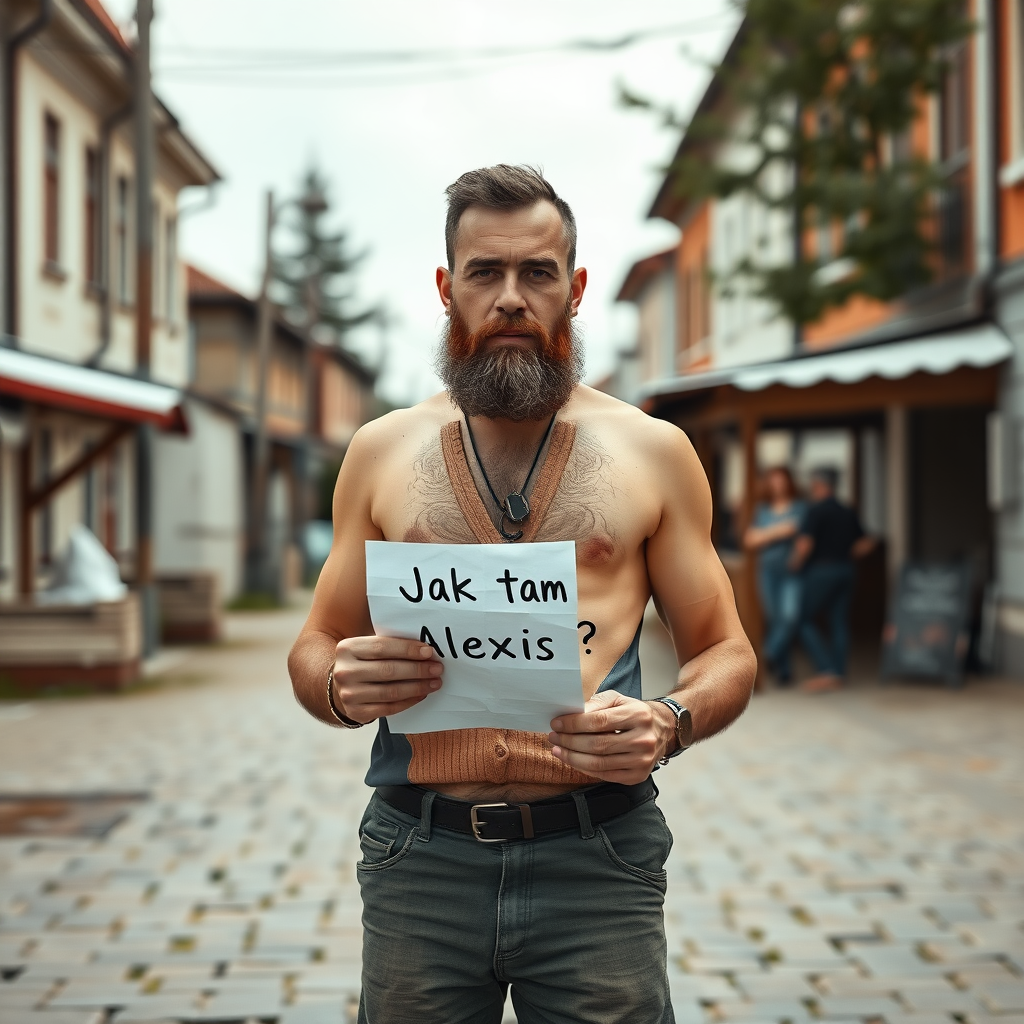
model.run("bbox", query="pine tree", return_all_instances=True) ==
[271,164,381,351]
[621,0,974,325]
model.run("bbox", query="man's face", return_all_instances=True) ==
[434,201,588,421]
[436,200,587,352]
[809,477,832,502]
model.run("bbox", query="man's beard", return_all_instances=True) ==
[436,302,584,422]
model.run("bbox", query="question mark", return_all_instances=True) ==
[577,620,596,655]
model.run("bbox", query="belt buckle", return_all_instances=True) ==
[470,802,509,843]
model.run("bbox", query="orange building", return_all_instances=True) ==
[617,0,1024,677]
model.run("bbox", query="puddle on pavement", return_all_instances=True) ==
[0,792,148,837]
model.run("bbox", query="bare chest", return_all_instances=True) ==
[379,424,647,573]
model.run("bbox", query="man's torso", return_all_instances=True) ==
[805,498,862,565]
[366,387,664,802]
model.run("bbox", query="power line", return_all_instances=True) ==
[152,15,736,86]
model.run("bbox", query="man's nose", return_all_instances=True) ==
[495,272,526,317]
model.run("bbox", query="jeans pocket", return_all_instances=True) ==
[596,801,671,891]
[356,800,419,872]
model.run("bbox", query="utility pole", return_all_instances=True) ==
[134,0,157,655]
[249,191,274,597]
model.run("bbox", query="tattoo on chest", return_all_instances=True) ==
[535,427,617,548]
[402,427,619,553]
[404,439,476,544]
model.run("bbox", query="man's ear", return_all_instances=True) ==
[569,267,587,317]
[436,267,453,312]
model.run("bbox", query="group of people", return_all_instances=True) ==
[744,466,875,692]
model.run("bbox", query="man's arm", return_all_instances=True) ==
[744,518,798,551]
[789,533,814,571]
[549,422,756,783]
[288,420,443,728]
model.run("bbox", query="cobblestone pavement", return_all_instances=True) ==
[1,604,1023,1024]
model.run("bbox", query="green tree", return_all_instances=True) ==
[622,0,974,325]
[272,164,382,350]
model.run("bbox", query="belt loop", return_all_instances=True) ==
[571,789,595,839]
[418,789,437,842]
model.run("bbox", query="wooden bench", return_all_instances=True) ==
[0,594,141,691]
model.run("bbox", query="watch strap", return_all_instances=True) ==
[651,696,691,764]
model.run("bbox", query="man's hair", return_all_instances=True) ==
[810,466,839,492]
[444,164,577,275]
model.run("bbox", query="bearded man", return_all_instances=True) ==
[288,164,757,1024]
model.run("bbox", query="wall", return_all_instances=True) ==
[16,51,189,383]
[635,267,675,386]
[709,172,793,369]
[320,359,366,448]
[994,259,1024,672]
[676,204,712,370]
[154,397,245,601]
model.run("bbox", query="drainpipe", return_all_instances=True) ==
[987,0,1002,285]
[87,102,132,368]
[4,0,54,340]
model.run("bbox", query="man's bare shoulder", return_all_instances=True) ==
[571,385,696,462]
[348,392,457,458]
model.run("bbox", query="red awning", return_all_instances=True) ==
[0,347,187,431]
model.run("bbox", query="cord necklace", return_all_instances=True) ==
[464,414,556,541]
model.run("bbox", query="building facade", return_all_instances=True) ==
[617,0,1024,676]
[176,264,376,598]
[0,0,218,607]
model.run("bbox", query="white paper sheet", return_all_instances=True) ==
[365,540,584,734]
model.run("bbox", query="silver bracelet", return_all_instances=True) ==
[326,667,365,729]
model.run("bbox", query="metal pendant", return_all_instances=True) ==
[498,514,524,542]
[503,492,530,523]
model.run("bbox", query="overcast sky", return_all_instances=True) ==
[106,0,738,405]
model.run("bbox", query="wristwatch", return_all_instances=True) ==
[650,696,692,764]
[327,667,365,729]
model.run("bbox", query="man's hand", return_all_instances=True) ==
[332,637,443,724]
[548,691,677,784]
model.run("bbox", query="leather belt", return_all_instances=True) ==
[376,778,655,843]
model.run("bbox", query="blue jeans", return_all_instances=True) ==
[758,560,801,680]
[356,786,674,1024]
[798,561,856,677]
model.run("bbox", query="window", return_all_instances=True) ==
[43,113,60,265]
[164,215,177,322]
[116,176,130,304]
[1017,0,1024,157]
[84,147,101,287]
[152,206,161,318]
[939,35,969,162]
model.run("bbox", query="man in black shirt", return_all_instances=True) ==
[790,468,876,692]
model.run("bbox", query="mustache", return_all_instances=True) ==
[445,303,575,363]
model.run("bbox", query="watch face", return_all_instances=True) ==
[677,708,693,748]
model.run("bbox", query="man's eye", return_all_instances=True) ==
[475,269,493,278]
[529,269,550,279]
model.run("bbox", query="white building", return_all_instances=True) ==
[0,0,218,603]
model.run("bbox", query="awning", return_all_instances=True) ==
[0,347,187,431]
[638,323,1013,402]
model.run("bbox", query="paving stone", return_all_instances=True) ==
[2,606,1024,1023]
[879,1013,959,1024]
[1,1013,103,1024]
[278,1005,350,1024]
[815,995,904,1018]
[896,988,983,1012]
[974,982,1024,1013]
[713,999,813,1021]
[46,981,144,1008]
[850,947,947,978]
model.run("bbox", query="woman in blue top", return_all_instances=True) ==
[743,467,807,685]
